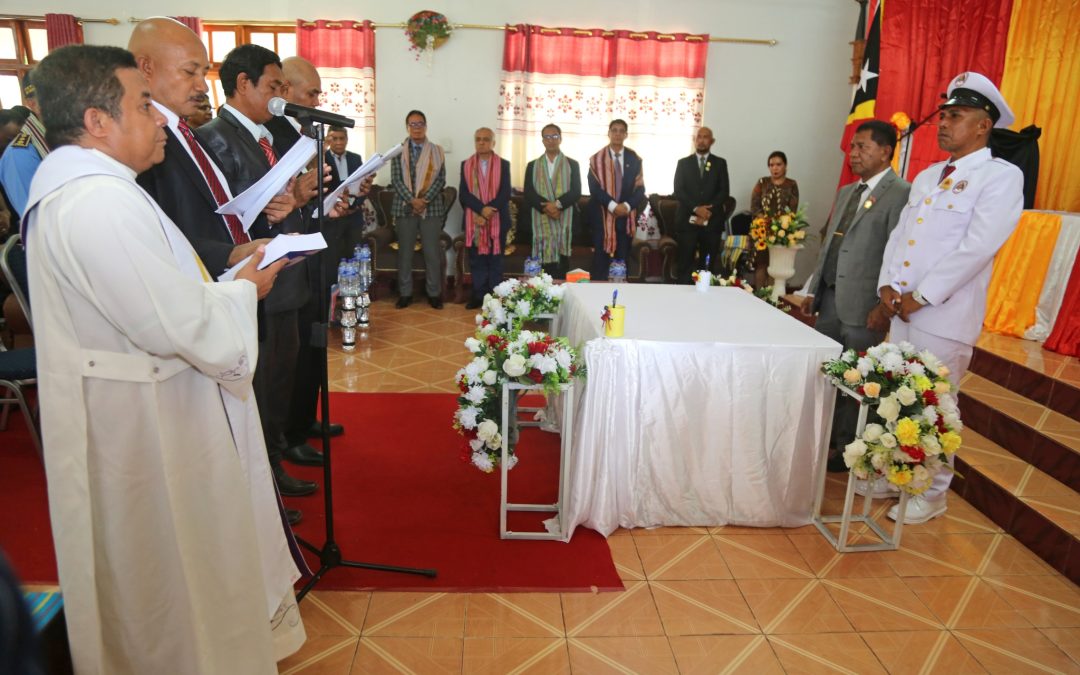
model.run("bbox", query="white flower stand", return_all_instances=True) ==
[516,313,556,429]
[811,379,910,552]
[500,380,575,540]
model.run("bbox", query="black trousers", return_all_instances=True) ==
[253,309,300,465]
[675,224,719,284]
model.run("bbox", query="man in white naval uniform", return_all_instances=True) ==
[877,71,1024,523]
[23,44,304,673]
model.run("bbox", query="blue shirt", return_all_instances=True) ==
[0,141,44,217]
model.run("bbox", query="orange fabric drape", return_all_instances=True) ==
[999,0,1080,212]
[983,211,1063,336]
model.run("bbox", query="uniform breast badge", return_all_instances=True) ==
[952,180,968,193]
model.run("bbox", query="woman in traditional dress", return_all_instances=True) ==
[749,151,799,287]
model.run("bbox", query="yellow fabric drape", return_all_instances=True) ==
[1000,0,1080,212]
[984,211,1063,336]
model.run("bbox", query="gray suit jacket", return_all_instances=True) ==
[809,169,910,326]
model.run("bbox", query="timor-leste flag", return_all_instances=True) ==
[836,0,881,187]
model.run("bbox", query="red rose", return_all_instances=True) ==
[857,385,865,395]
[922,390,939,406]
[902,445,926,462]
[528,369,544,383]
[528,341,547,355]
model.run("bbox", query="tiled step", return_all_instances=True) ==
[954,333,1080,582]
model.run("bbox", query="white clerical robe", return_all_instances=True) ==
[24,146,303,674]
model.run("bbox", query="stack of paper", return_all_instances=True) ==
[318,142,404,217]
[217,232,327,282]
[216,136,318,230]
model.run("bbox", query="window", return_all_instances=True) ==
[0,19,48,108]
[201,23,297,108]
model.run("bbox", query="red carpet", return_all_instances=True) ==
[0,393,622,593]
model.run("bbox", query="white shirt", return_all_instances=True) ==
[222,103,273,145]
[153,100,234,202]
[607,147,629,213]
[859,166,891,195]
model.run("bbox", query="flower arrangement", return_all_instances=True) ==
[478,274,565,331]
[454,324,585,472]
[405,11,452,59]
[821,341,962,495]
[751,204,809,250]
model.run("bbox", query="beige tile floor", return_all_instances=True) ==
[278,298,1080,674]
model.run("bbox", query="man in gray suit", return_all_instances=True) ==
[802,119,911,471]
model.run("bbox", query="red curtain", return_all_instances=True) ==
[44,14,83,50]
[502,25,709,79]
[1044,253,1080,356]
[877,0,1013,179]
[172,17,203,36]
[297,19,375,69]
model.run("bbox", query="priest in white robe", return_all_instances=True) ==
[23,44,305,674]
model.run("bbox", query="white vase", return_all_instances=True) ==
[767,244,802,303]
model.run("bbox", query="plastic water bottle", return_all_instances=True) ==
[340,268,358,351]
[523,256,542,278]
[356,245,372,328]
[608,259,627,283]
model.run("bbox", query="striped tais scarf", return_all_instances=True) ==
[589,147,643,256]
[463,154,502,254]
[400,140,445,216]
[530,154,573,263]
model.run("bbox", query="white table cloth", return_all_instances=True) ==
[552,284,842,538]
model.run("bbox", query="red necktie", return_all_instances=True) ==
[258,137,278,167]
[176,120,249,244]
[939,163,955,183]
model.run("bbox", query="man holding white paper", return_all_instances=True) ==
[196,44,320,503]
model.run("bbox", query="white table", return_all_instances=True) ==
[552,284,842,538]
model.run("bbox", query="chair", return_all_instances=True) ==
[361,186,456,299]
[0,234,40,458]
[655,194,737,283]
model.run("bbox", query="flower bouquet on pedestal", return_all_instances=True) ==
[453,323,585,473]
[751,205,809,301]
[821,341,962,495]
[476,274,565,331]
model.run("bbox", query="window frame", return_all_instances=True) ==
[0,18,47,107]
[202,23,297,109]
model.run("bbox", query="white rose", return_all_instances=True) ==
[476,419,499,442]
[457,406,480,430]
[897,386,917,406]
[843,439,867,468]
[487,432,502,449]
[870,451,888,470]
[503,353,528,377]
[469,438,484,452]
[472,452,494,472]
[464,337,482,353]
[863,423,885,442]
[879,433,898,448]
[482,370,498,385]
[877,395,901,422]
[921,434,941,454]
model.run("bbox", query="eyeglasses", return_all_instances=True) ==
[407,121,427,128]
[542,134,561,140]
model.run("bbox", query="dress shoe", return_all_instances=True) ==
[286,508,302,526]
[465,297,482,310]
[888,494,946,524]
[396,295,412,309]
[429,296,444,309]
[274,464,318,497]
[283,443,325,466]
[306,422,344,438]
[826,455,849,473]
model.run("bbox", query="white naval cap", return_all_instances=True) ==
[942,71,1015,128]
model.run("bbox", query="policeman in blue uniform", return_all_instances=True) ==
[0,72,49,217]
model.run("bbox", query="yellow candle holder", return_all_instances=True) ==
[604,305,625,337]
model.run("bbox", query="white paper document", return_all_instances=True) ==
[217,232,327,282]
[216,136,318,230]
[318,142,404,217]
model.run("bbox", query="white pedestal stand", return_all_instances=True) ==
[516,313,555,429]
[499,380,575,540]
[811,379,910,552]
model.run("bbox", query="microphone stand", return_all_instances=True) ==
[897,101,943,179]
[294,114,437,601]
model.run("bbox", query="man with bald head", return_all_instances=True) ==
[459,126,510,306]
[131,19,319,518]
[673,126,729,283]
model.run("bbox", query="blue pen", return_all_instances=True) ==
[705,254,711,269]
[613,289,618,307]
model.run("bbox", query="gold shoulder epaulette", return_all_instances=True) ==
[11,132,30,148]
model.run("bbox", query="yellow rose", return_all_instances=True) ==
[895,418,921,446]
[888,465,913,486]
[913,375,932,393]
[863,381,881,398]
[940,431,962,454]
[794,229,806,239]
[843,368,861,384]
[937,365,950,378]
[934,380,951,394]
[780,215,792,228]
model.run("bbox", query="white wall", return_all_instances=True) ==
[11,0,858,281]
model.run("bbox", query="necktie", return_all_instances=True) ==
[176,120,249,244]
[613,152,623,202]
[837,183,867,236]
[939,163,955,183]
[698,155,706,177]
[258,136,278,167]
[823,183,867,286]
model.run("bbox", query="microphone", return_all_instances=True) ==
[267,97,355,128]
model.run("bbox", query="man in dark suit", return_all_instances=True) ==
[324,125,367,266]
[459,127,511,308]
[587,119,645,280]
[193,43,322,504]
[129,21,315,523]
[673,127,730,284]
[802,119,911,472]
[523,124,581,281]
